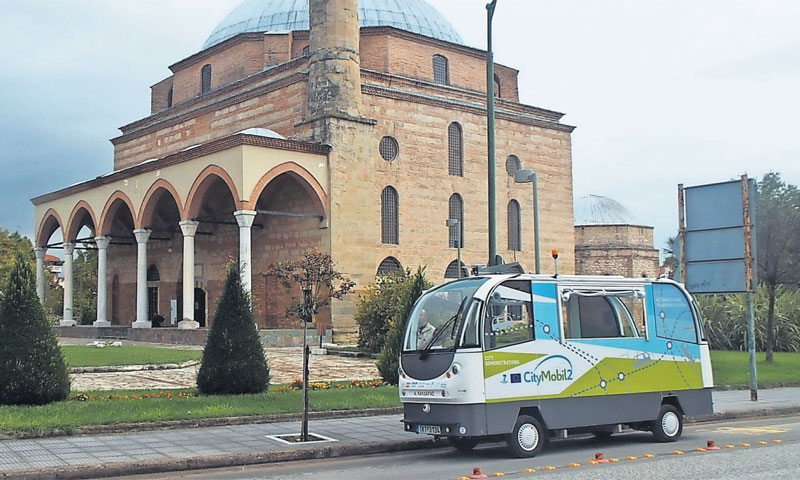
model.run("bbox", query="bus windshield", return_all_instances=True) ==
[403,277,488,352]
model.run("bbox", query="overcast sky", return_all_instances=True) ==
[1,0,798,256]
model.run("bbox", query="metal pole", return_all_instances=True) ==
[532,173,540,274]
[301,287,311,441]
[486,0,498,266]
[677,184,686,284]
[457,224,462,279]
[741,175,758,401]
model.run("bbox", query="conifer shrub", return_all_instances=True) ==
[355,269,410,353]
[0,252,70,405]
[377,267,430,385]
[196,261,270,395]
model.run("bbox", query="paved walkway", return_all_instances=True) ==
[1,387,799,479]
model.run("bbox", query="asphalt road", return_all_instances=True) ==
[117,415,800,480]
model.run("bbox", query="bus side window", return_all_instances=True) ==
[653,283,698,343]
[485,280,533,350]
[563,291,645,339]
[459,300,483,348]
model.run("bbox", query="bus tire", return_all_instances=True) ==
[506,415,545,458]
[651,404,683,442]
[448,436,479,452]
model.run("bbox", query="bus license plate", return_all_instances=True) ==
[418,424,441,435]
[412,390,437,397]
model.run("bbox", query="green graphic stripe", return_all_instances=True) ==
[483,352,545,378]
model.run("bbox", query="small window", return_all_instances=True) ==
[302,45,310,56]
[379,136,399,162]
[653,283,698,343]
[448,193,463,248]
[505,155,520,177]
[166,87,173,108]
[448,122,463,176]
[508,200,521,251]
[201,64,212,94]
[444,259,468,279]
[494,73,502,98]
[485,280,534,350]
[377,256,402,276]
[561,289,645,339]
[433,54,449,85]
[381,186,399,245]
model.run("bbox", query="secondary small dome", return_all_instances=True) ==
[203,0,464,49]
[574,195,639,225]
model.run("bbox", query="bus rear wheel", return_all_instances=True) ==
[651,404,683,442]
[448,436,479,452]
[506,415,545,458]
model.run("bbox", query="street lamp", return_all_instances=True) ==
[300,284,312,442]
[446,218,462,279]
[514,169,541,274]
[486,0,498,266]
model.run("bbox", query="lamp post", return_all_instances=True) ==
[514,169,540,274]
[300,284,312,442]
[486,0,498,266]
[446,219,462,279]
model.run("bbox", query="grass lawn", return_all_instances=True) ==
[62,345,202,368]
[0,384,400,436]
[711,350,800,387]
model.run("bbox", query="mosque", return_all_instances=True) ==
[31,0,578,341]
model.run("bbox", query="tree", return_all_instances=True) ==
[662,236,679,276]
[0,252,70,405]
[196,261,270,395]
[0,228,33,294]
[72,249,98,325]
[354,269,412,353]
[756,172,800,362]
[377,267,430,385]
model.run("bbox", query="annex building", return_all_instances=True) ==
[31,0,576,341]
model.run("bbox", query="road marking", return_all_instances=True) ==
[714,426,788,434]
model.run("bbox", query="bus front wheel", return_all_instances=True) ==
[506,415,545,458]
[651,404,683,442]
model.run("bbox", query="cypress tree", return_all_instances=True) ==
[197,261,270,395]
[377,267,429,385]
[0,252,70,405]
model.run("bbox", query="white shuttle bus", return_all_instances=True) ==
[399,273,714,457]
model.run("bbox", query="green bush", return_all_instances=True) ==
[79,307,96,326]
[196,262,270,395]
[0,252,70,405]
[355,269,413,353]
[377,267,430,385]
[696,287,800,352]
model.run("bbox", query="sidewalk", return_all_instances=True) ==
[1,387,799,480]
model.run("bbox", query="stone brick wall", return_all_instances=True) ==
[574,224,660,278]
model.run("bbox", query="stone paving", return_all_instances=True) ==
[62,338,381,391]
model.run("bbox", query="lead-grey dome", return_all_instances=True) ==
[574,195,639,226]
[203,0,464,50]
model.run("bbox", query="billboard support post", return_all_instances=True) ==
[741,175,758,401]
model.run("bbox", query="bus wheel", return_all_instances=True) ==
[448,436,479,452]
[506,415,545,458]
[651,404,683,442]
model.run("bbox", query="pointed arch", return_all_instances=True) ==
[445,259,468,279]
[36,208,64,247]
[138,179,184,227]
[185,164,241,219]
[98,190,138,236]
[248,162,328,217]
[377,256,403,276]
[65,200,98,242]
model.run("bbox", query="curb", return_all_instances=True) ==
[2,406,799,480]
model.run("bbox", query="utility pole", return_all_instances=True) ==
[486,0,498,266]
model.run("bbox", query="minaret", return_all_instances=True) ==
[306,0,363,122]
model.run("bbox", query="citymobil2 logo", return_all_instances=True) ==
[502,355,574,386]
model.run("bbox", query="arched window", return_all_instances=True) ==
[445,259,468,279]
[433,54,449,85]
[377,257,403,276]
[494,73,502,98]
[167,87,173,108]
[508,200,521,251]
[381,186,399,244]
[505,155,520,177]
[448,193,464,248]
[302,45,310,56]
[448,122,463,176]
[201,64,212,94]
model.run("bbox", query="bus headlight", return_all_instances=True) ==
[451,363,462,375]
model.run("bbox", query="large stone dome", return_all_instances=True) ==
[574,195,639,226]
[203,0,464,49]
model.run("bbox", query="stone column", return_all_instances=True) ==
[178,220,200,329]
[61,243,76,326]
[34,247,45,303]
[132,229,152,328]
[234,210,257,293]
[93,236,111,327]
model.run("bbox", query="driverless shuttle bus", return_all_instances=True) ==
[399,274,714,457]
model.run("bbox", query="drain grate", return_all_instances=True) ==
[266,433,338,445]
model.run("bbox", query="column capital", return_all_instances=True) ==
[234,210,258,228]
[34,247,45,259]
[133,229,152,244]
[63,243,75,255]
[94,236,111,250]
[179,220,200,237]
